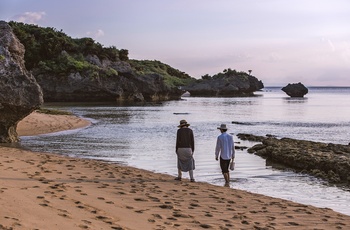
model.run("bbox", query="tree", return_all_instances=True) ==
[201,74,212,80]
[119,49,129,61]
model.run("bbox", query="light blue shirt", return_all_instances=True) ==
[215,132,235,160]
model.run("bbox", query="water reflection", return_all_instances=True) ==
[283,97,308,104]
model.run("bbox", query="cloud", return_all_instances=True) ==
[12,12,46,24]
[86,29,105,39]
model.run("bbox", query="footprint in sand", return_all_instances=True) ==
[147,195,160,202]
[58,213,70,218]
[189,203,200,208]
[173,211,190,218]
[134,198,148,202]
[81,220,91,224]
[39,203,49,207]
[159,204,173,209]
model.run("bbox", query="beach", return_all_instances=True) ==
[0,112,350,229]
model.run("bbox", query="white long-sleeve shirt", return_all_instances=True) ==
[215,132,235,160]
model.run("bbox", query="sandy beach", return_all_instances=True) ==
[0,112,349,229]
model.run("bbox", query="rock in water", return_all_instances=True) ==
[183,73,264,97]
[0,21,43,142]
[281,82,308,97]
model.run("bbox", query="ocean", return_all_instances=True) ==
[19,87,350,215]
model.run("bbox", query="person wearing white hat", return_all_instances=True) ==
[215,124,235,185]
[175,119,195,182]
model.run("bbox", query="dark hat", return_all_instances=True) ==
[178,119,190,128]
[217,124,228,130]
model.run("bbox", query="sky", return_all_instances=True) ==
[1,0,350,86]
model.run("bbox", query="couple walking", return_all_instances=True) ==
[175,119,236,184]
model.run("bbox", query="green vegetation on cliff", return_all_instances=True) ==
[200,68,251,81]
[9,22,120,70]
[8,21,193,87]
[129,60,195,87]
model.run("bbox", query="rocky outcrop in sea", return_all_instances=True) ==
[237,133,350,186]
[183,71,264,96]
[0,21,43,142]
[281,82,308,97]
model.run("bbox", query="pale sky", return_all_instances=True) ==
[1,0,350,86]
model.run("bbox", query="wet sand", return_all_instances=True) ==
[0,111,349,229]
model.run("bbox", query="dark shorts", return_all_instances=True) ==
[220,157,231,173]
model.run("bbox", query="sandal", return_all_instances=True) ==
[174,177,181,181]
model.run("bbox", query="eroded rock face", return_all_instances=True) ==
[30,52,184,103]
[281,82,308,97]
[34,70,184,103]
[0,21,43,142]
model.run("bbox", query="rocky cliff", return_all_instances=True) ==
[32,55,184,102]
[9,22,191,103]
[0,21,43,142]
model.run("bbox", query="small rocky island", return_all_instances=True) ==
[237,133,350,186]
[281,82,308,97]
[183,69,264,96]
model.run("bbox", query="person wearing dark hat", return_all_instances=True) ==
[215,124,235,185]
[175,119,195,182]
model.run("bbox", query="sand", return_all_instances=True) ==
[0,112,349,229]
[17,110,91,136]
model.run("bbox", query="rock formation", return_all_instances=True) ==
[33,65,184,102]
[0,21,43,142]
[237,133,350,185]
[281,82,308,97]
[183,73,264,97]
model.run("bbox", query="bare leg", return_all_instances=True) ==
[178,169,182,178]
[223,173,230,183]
[189,170,194,180]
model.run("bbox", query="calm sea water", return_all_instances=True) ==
[19,87,350,215]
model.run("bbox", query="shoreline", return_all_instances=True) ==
[0,112,350,229]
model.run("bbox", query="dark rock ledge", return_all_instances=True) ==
[237,133,350,186]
